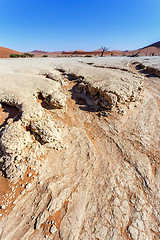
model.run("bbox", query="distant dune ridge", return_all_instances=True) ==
[28,50,62,57]
[133,41,160,56]
[31,50,49,54]
[0,47,22,58]
[142,41,160,49]
[0,41,160,58]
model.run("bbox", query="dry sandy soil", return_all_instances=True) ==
[0,56,159,239]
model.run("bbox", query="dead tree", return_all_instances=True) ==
[128,51,140,57]
[101,46,109,57]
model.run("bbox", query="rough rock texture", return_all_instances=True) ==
[30,118,63,148]
[0,57,159,240]
[0,121,32,154]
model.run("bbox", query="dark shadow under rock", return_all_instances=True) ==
[0,103,22,128]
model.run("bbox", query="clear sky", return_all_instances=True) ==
[0,0,160,52]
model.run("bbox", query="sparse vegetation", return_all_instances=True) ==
[10,54,20,58]
[42,55,48,57]
[24,53,35,57]
[85,55,93,57]
[20,54,27,58]
[101,46,109,57]
[10,53,35,58]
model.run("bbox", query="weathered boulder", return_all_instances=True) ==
[30,118,63,149]
[0,121,32,154]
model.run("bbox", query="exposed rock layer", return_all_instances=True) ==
[0,57,159,240]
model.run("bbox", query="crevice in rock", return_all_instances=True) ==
[37,92,55,110]
[124,158,151,191]
[80,61,131,73]
[56,68,65,74]
[86,62,93,66]
[37,92,52,110]
[34,217,38,230]
[130,62,160,78]
[56,70,112,114]
[56,68,142,116]
[0,103,22,128]
[0,230,4,240]
[0,157,7,179]
[89,63,131,73]
[26,123,45,145]
[37,91,66,110]
[43,73,56,80]
[71,81,111,112]
[42,72,62,84]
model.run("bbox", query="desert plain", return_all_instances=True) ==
[0,56,160,239]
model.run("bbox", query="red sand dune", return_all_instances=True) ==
[31,50,49,54]
[28,50,63,57]
[73,50,86,53]
[93,49,102,52]
[137,41,160,55]
[125,41,160,56]
[125,47,160,57]
[63,50,124,56]
[1,41,160,58]
[24,41,160,57]
[0,47,22,58]
[137,46,160,56]
[142,41,160,49]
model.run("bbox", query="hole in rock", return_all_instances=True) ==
[37,92,53,110]
[70,82,111,113]
[70,84,97,112]
[132,62,160,78]
[0,103,21,127]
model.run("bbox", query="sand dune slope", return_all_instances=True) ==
[0,47,22,58]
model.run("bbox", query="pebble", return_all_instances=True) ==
[25,183,32,189]
[27,172,32,177]
[0,204,6,210]
[49,225,57,234]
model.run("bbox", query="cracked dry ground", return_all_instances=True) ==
[0,58,160,240]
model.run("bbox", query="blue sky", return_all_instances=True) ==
[0,0,160,52]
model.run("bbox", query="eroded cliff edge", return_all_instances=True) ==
[0,57,159,240]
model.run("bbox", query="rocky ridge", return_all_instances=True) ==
[0,57,159,239]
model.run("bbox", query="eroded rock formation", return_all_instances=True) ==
[0,57,159,239]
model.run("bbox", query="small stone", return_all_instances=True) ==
[120,200,129,214]
[0,204,6,210]
[25,183,32,189]
[113,197,120,206]
[49,224,57,234]
[27,172,32,177]
[128,225,139,239]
